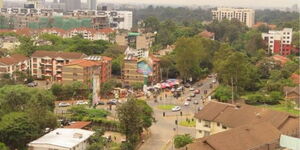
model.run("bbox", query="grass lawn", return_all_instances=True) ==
[157,105,175,110]
[258,104,300,116]
[179,120,196,127]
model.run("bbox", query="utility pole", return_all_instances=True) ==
[231,76,234,104]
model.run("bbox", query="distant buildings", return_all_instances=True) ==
[30,50,86,81]
[64,0,81,11]
[262,28,293,56]
[28,128,94,150]
[212,8,255,27]
[0,0,3,9]
[87,0,97,10]
[0,54,30,76]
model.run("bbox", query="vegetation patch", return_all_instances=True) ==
[179,119,196,127]
[157,105,176,110]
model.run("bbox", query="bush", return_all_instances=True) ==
[245,93,265,105]
[214,85,232,102]
[68,105,110,121]
[174,134,193,148]
[131,82,144,90]
[265,91,282,105]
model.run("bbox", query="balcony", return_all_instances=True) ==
[56,63,63,66]
[45,68,52,71]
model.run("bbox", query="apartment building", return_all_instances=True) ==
[122,55,144,85]
[262,28,293,56]
[65,28,114,41]
[0,54,30,76]
[212,8,255,27]
[84,55,112,83]
[116,32,155,50]
[28,128,94,150]
[194,101,299,139]
[62,59,101,87]
[31,50,86,81]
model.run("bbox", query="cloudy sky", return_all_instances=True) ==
[7,0,299,8]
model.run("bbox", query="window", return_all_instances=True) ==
[198,130,202,133]
[204,131,210,137]
[217,123,220,127]
[198,119,201,123]
[73,73,78,76]
[204,121,211,128]
[222,125,227,129]
[33,58,37,62]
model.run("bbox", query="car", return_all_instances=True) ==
[189,87,195,91]
[58,102,70,107]
[27,82,38,87]
[194,89,200,94]
[107,99,118,105]
[197,83,203,87]
[184,83,191,88]
[209,84,213,89]
[208,75,213,78]
[194,100,199,104]
[96,101,105,105]
[171,88,176,93]
[186,97,191,101]
[190,93,196,97]
[76,101,88,105]
[172,106,181,112]
[184,101,190,106]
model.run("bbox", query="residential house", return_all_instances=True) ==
[66,27,114,41]
[0,36,20,51]
[186,122,282,150]
[194,101,299,138]
[0,54,30,76]
[84,55,112,83]
[28,128,94,150]
[283,86,300,108]
[31,50,86,81]
[199,30,215,40]
[62,59,101,87]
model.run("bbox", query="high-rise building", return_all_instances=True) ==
[0,0,3,8]
[212,8,255,27]
[262,28,293,56]
[87,0,97,10]
[65,0,81,11]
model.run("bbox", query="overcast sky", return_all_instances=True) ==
[6,0,299,8]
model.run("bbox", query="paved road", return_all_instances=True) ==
[139,77,218,150]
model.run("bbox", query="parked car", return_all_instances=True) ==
[96,101,105,105]
[190,93,196,97]
[197,83,203,87]
[107,99,118,105]
[194,89,200,94]
[27,82,37,87]
[189,87,195,91]
[184,83,191,88]
[58,102,70,107]
[172,106,181,112]
[76,101,88,105]
[184,101,190,106]
[173,92,181,98]
[193,100,199,104]
[186,97,191,101]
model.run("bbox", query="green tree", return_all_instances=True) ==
[174,134,193,148]
[143,16,160,32]
[0,142,9,150]
[15,36,36,56]
[0,112,39,150]
[214,85,232,102]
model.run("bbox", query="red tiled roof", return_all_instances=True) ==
[101,56,113,61]
[31,50,86,59]
[291,73,300,84]
[64,121,91,129]
[199,30,215,38]
[272,55,290,65]
[98,28,115,34]
[0,54,29,65]
[64,59,101,67]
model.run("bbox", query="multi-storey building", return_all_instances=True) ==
[0,54,30,76]
[116,32,155,50]
[87,0,97,10]
[62,59,101,87]
[262,28,293,56]
[212,8,255,27]
[194,101,299,138]
[84,55,112,83]
[65,27,114,41]
[31,50,86,81]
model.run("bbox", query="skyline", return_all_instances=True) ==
[4,0,299,9]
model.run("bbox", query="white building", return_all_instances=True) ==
[108,11,133,30]
[124,47,149,59]
[87,0,97,10]
[212,8,255,27]
[262,28,293,56]
[28,128,94,150]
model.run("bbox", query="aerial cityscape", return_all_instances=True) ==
[0,0,299,150]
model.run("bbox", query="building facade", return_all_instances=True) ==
[212,7,255,27]
[84,55,112,83]
[262,28,293,56]
[0,54,30,76]
[31,50,86,81]
[87,0,97,10]
[62,59,101,87]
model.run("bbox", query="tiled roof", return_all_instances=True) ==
[31,50,86,59]
[290,73,300,84]
[199,30,215,38]
[64,121,92,129]
[283,86,300,95]
[0,54,29,65]
[195,101,296,129]
[272,55,290,65]
[98,28,115,34]
[64,59,101,67]
[187,122,281,150]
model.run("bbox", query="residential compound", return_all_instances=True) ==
[28,128,94,150]
[190,101,299,150]
[31,51,86,81]
[0,8,133,30]
[0,54,30,76]
[212,7,255,27]
[262,28,296,56]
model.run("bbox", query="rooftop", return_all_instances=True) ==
[28,128,94,148]
[64,59,101,67]
[0,54,29,65]
[64,121,92,129]
[272,55,290,65]
[31,50,86,59]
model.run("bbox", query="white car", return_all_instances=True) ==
[184,101,190,106]
[172,106,181,112]
[189,87,195,91]
[58,102,70,107]
[76,101,88,105]
[194,100,199,104]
